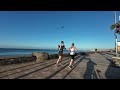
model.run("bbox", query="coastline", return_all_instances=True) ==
[0,50,114,66]
[0,52,70,66]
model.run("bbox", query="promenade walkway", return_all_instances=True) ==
[0,52,120,79]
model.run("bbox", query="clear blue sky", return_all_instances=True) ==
[0,11,120,50]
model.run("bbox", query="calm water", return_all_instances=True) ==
[0,48,83,56]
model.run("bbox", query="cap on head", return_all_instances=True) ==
[72,43,74,46]
[61,41,64,43]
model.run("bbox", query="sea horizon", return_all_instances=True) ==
[0,47,114,56]
[0,48,85,56]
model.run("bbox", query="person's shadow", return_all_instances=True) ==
[83,58,98,79]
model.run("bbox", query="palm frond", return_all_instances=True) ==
[115,29,120,34]
[110,24,116,30]
[110,22,120,30]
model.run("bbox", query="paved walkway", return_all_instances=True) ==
[0,52,120,79]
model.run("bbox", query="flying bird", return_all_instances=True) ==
[61,26,64,28]
[57,25,64,29]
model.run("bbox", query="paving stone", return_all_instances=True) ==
[1,54,120,79]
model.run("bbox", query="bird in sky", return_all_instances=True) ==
[57,25,64,29]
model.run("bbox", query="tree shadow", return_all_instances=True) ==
[45,55,83,79]
[83,58,98,79]
[62,56,85,79]
[98,52,120,79]
[0,57,70,79]
[105,58,120,79]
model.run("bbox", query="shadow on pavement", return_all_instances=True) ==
[83,58,98,79]
[105,58,120,79]
[98,52,120,79]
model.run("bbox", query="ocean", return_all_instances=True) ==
[0,48,83,56]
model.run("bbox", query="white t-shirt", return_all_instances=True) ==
[70,48,76,55]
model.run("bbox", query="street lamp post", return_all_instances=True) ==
[115,33,118,57]
[119,16,120,22]
[114,11,118,57]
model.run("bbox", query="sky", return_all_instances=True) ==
[0,11,120,50]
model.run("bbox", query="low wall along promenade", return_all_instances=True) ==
[0,52,71,66]
[0,51,96,66]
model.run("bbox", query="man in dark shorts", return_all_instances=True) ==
[55,41,65,67]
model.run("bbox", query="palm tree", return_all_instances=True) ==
[110,21,120,34]
[110,21,120,56]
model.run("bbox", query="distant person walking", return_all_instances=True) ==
[95,48,97,54]
[68,43,77,69]
[55,41,66,67]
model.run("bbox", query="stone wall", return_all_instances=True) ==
[0,55,36,66]
[0,52,80,66]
